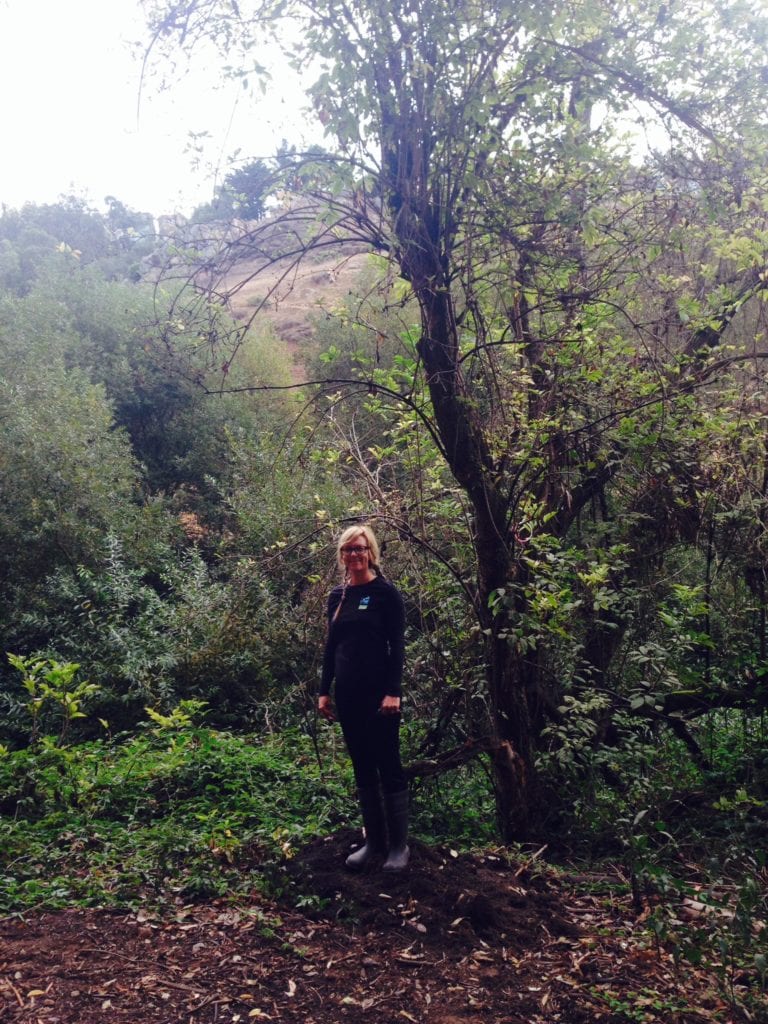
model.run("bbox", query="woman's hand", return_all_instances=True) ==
[379,694,401,716]
[318,695,335,722]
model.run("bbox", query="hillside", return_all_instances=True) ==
[150,212,375,374]
[223,249,372,347]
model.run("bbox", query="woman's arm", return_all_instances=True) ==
[319,590,341,697]
[383,583,406,697]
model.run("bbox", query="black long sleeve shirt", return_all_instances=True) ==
[319,576,405,699]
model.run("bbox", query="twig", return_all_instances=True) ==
[80,947,166,969]
[191,994,231,1014]
[2,977,25,1007]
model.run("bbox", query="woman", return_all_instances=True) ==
[318,524,409,871]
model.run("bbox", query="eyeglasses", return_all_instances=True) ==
[341,545,369,555]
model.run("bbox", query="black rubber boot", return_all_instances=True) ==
[382,789,410,871]
[345,786,387,871]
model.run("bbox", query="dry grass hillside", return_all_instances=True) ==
[221,249,373,381]
[223,250,372,343]
[149,211,377,378]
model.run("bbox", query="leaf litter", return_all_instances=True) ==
[0,830,763,1023]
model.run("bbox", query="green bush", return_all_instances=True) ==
[0,715,354,912]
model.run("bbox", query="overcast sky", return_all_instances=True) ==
[0,0,314,217]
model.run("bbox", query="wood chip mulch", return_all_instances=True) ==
[0,832,761,1023]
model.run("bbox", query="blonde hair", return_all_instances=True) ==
[329,525,383,625]
[335,524,382,577]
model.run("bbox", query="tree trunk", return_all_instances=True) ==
[406,277,539,837]
[486,627,536,840]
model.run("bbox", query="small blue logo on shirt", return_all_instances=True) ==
[358,596,370,611]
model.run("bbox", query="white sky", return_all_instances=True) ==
[0,0,315,217]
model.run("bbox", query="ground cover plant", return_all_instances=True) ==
[0,707,356,912]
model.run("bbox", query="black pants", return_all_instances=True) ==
[336,690,406,794]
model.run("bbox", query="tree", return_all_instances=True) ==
[0,197,156,289]
[0,292,140,611]
[220,159,273,220]
[191,158,275,222]
[143,0,768,838]
[0,250,309,737]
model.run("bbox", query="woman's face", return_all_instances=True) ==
[341,532,371,572]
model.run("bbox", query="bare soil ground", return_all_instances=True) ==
[0,832,753,1024]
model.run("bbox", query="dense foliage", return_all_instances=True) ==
[190,158,275,223]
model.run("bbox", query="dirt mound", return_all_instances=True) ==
[288,830,580,950]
